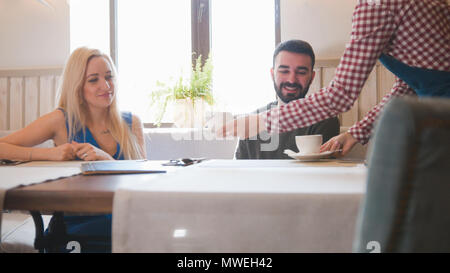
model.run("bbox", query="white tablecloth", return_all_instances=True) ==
[112,160,367,253]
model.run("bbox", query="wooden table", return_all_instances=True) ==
[3,159,366,252]
[4,173,165,214]
[2,162,178,252]
[3,160,178,213]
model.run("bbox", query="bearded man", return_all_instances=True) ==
[235,40,339,159]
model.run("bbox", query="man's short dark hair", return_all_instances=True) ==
[273,40,315,69]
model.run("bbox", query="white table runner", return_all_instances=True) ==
[112,160,367,253]
[0,163,81,243]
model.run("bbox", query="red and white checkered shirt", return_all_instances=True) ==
[264,0,450,144]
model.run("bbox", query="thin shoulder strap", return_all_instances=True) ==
[57,107,67,119]
[121,111,133,129]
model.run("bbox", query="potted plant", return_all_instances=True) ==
[150,54,214,128]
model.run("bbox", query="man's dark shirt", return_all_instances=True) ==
[235,101,340,159]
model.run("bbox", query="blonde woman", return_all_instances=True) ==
[0,47,146,252]
[0,47,145,161]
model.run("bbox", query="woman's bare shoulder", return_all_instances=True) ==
[35,109,67,136]
[40,109,66,123]
[131,114,142,125]
[0,109,67,146]
[130,114,144,136]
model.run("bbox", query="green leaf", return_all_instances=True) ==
[149,52,214,122]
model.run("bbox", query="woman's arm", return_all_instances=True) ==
[0,109,74,161]
[0,142,75,161]
[0,109,67,147]
[0,142,36,161]
[131,114,147,159]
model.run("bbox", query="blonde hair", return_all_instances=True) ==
[57,47,144,159]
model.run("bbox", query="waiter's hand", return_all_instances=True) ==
[216,114,265,139]
[320,132,359,157]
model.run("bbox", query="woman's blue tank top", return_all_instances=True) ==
[59,109,132,160]
[48,109,133,253]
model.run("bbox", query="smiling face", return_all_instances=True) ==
[82,56,115,110]
[271,51,315,103]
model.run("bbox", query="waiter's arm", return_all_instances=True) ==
[219,1,398,139]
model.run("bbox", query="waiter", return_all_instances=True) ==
[218,0,450,156]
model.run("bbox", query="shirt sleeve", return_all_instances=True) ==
[309,117,341,143]
[348,77,416,144]
[264,0,397,135]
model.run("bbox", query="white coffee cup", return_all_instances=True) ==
[295,135,323,155]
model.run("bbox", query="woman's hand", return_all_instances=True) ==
[49,143,77,161]
[320,132,359,157]
[71,141,114,161]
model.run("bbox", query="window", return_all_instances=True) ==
[210,0,276,115]
[69,0,279,125]
[69,0,110,54]
[116,0,192,124]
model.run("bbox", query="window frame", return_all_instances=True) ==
[191,0,210,66]
[108,0,281,127]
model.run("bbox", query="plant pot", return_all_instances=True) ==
[173,98,206,128]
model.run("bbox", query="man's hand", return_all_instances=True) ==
[320,132,359,157]
[71,141,114,161]
[216,114,265,139]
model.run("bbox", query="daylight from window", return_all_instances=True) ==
[211,0,275,116]
[69,0,275,123]
[116,0,192,123]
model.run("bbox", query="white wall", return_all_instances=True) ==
[281,0,357,59]
[0,0,69,69]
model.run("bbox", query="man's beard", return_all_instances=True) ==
[274,80,311,104]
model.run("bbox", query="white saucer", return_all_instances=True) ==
[284,149,334,161]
